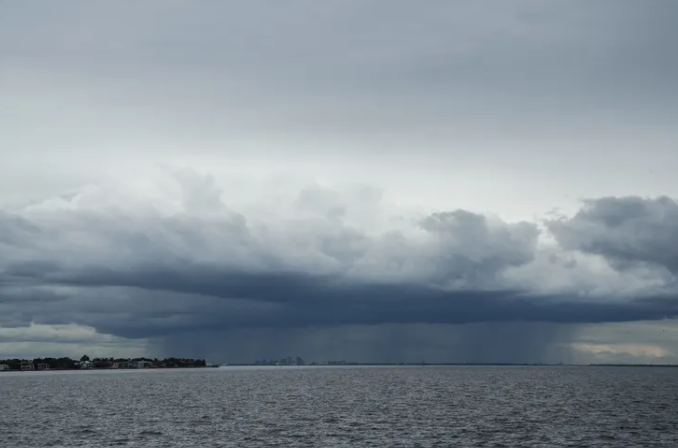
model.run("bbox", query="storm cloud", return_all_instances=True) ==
[0,171,677,362]
[1,1,678,362]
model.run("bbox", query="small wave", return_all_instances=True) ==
[138,430,163,437]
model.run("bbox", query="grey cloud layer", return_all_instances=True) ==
[2,0,677,140]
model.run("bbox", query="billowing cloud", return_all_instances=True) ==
[548,196,678,275]
[0,170,676,361]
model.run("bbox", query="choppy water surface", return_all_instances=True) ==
[1,366,677,447]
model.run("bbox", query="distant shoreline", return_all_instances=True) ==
[4,359,676,372]
[0,357,217,372]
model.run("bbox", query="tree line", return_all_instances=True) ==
[0,356,208,370]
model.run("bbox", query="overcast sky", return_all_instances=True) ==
[1,0,677,364]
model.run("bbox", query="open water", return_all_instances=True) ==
[1,366,677,447]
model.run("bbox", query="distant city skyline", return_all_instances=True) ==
[1,1,677,364]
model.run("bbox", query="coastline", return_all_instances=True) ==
[0,356,217,372]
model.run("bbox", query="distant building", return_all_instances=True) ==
[110,362,129,369]
[0,364,10,371]
[20,361,34,371]
[79,361,93,370]
[135,360,153,369]
[37,363,50,371]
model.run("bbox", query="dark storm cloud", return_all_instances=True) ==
[0,184,538,336]
[61,277,678,339]
[11,267,677,338]
[0,176,677,363]
[548,196,678,274]
[1,189,677,348]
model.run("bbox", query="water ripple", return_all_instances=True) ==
[0,366,677,447]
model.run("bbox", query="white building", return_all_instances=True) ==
[20,362,34,371]
[79,361,93,369]
[135,360,153,369]
[0,364,10,371]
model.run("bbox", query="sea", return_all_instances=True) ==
[1,365,677,447]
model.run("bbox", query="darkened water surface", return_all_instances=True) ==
[1,366,677,447]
